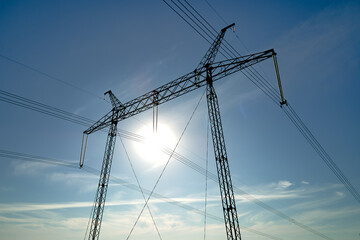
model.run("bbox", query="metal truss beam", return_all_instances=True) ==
[84,49,275,135]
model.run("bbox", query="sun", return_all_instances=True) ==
[134,123,176,167]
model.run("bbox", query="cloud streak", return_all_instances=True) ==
[0,196,219,213]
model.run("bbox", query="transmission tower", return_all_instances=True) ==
[79,23,286,240]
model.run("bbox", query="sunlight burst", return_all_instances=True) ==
[135,123,176,167]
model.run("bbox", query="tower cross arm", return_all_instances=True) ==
[211,49,275,81]
[83,110,114,135]
[83,49,276,135]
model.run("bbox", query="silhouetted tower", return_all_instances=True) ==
[80,23,286,240]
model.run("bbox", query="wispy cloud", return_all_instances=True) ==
[11,161,51,176]
[234,180,303,204]
[301,180,309,185]
[276,180,293,189]
[294,206,360,225]
[0,203,226,240]
[0,195,221,213]
[0,202,93,213]
[0,181,357,240]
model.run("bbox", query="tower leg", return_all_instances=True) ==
[206,71,241,240]
[88,122,118,240]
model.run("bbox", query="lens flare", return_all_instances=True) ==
[135,123,176,167]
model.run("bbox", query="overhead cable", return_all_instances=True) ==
[0,148,283,240]
[0,54,107,102]
[162,0,360,205]
[119,136,163,240]
[0,89,331,239]
[125,90,206,240]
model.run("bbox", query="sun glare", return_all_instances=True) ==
[135,123,176,167]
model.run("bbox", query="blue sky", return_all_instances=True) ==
[0,1,359,240]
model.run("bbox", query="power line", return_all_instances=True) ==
[162,0,360,205]
[203,113,209,240]
[0,89,141,140]
[164,144,335,240]
[119,136,163,240]
[179,0,281,103]
[202,0,360,204]
[125,89,205,240]
[203,0,227,26]
[0,86,285,232]
[161,0,212,46]
[284,103,360,203]
[0,53,107,102]
[159,0,358,239]
[0,88,333,239]
[1,3,354,238]
[0,148,283,240]
[200,0,281,96]
[164,0,281,111]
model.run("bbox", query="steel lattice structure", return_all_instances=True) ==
[80,23,285,240]
[83,49,275,135]
[88,121,117,240]
[206,69,241,240]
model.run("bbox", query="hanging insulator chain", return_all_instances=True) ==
[272,53,287,107]
[152,90,159,133]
